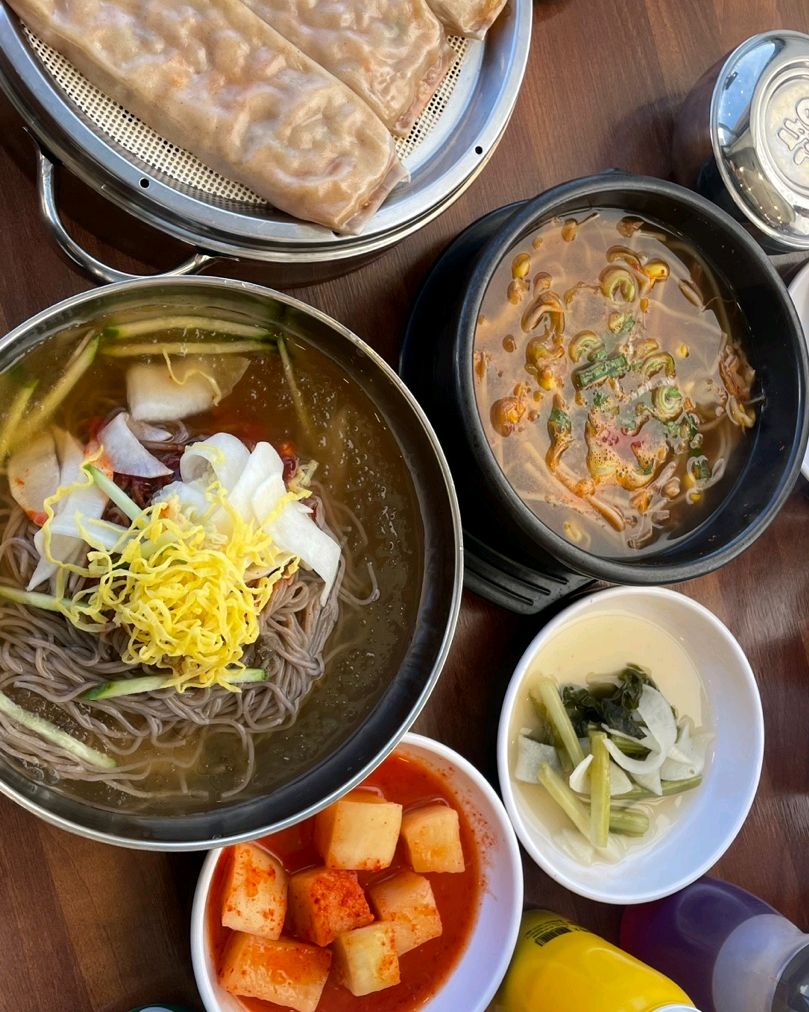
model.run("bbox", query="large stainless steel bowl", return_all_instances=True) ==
[0,277,463,849]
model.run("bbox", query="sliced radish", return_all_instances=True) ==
[99,413,172,478]
[126,356,248,421]
[515,736,560,784]
[7,430,60,525]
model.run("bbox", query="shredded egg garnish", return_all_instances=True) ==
[41,463,306,692]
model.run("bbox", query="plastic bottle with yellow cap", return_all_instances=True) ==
[495,910,699,1012]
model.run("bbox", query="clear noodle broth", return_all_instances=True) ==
[0,307,423,811]
[474,209,759,556]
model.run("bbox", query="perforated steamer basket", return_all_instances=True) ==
[0,1,531,281]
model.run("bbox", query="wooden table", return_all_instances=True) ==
[1,1,808,1009]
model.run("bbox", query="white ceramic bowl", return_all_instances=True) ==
[191,732,523,1012]
[788,260,809,481]
[497,586,764,905]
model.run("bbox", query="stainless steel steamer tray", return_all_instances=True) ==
[0,2,531,276]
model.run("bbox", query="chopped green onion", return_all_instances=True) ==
[569,331,603,363]
[0,584,70,613]
[0,690,115,769]
[641,352,676,379]
[652,385,684,421]
[84,465,141,522]
[573,354,628,389]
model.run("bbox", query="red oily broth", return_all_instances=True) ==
[207,753,484,1012]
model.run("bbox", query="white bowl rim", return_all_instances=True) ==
[788,259,809,482]
[191,730,524,1012]
[496,585,764,905]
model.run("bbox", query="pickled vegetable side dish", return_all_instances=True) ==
[473,209,758,555]
[208,752,483,1012]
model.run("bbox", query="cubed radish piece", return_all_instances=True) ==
[219,933,330,1012]
[315,790,402,871]
[287,867,373,946]
[332,923,400,997]
[368,871,443,954]
[401,804,465,873]
[221,844,287,940]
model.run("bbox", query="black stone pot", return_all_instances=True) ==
[401,173,809,613]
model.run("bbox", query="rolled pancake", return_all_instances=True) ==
[8,0,407,232]
[425,0,507,40]
[240,0,453,136]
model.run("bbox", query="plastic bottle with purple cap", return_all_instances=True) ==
[620,876,809,1012]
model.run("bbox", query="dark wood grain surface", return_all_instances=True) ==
[1,1,808,1009]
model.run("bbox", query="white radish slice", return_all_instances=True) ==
[515,736,560,784]
[7,430,60,525]
[266,500,341,604]
[126,419,172,443]
[99,413,172,478]
[179,434,250,492]
[604,737,666,775]
[126,356,247,421]
[569,753,594,793]
[636,685,677,758]
[27,434,109,589]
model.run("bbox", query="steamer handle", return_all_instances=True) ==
[35,147,217,285]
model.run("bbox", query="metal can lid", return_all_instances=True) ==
[711,30,809,248]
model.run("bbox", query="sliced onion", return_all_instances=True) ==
[604,737,666,775]
[568,753,594,793]
[515,735,559,784]
[633,769,663,796]
[636,685,677,757]
[99,413,172,478]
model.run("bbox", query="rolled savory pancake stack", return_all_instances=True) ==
[239,0,454,136]
[7,0,408,232]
